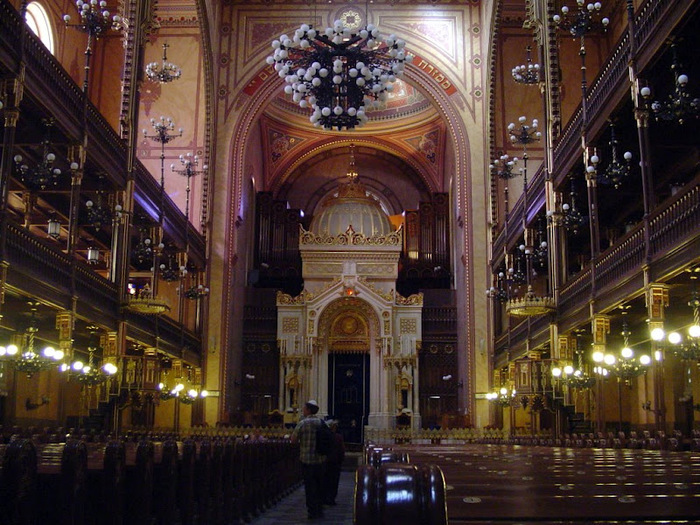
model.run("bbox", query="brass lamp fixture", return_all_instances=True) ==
[0,303,65,378]
[486,387,516,407]
[592,318,651,386]
[59,325,117,386]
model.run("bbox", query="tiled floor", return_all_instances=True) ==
[249,471,355,524]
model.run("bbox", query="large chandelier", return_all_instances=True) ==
[511,46,540,85]
[643,44,700,125]
[0,304,65,378]
[13,119,75,191]
[145,43,182,84]
[63,0,122,39]
[267,21,412,130]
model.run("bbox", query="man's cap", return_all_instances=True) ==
[306,399,319,408]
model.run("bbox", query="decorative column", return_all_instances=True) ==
[647,284,669,431]
[591,314,610,432]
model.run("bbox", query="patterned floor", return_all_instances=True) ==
[249,471,355,524]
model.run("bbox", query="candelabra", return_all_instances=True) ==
[532,217,548,269]
[13,119,76,191]
[487,270,509,303]
[555,177,586,235]
[511,46,540,85]
[552,343,596,389]
[0,303,65,378]
[490,154,519,180]
[553,0,609,39]
[63,0,122,38]
[651,293,700,361]
[84,182,116,231]
[59,326,117,386]
[591,123,632,189]
[159,254,181,283]
[486,387,516,407]
[592,318,651,386]
[131,228,153,268]
[643,45,700,125]
[145,43,182,84]
[508,116,542,146]
[267,21,412,130]
[157,370,207,403]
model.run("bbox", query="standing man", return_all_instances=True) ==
[291,399,326,520]
[322,420,345,506]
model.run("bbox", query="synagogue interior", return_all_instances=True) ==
[0,0,699,521]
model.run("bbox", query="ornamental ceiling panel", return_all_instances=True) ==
[375,13,459,68]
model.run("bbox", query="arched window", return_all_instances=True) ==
[25,2,54,54]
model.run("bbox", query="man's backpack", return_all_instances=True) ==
[316,421,334,455]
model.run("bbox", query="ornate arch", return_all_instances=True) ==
[221,24,478,417]
[316,298,381,354]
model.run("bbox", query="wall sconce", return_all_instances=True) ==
[87,246,100,264]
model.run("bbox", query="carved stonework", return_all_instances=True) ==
[299,225,402,247]
[357,277,394,302]
[400,318,417,335]
[383,355,417,370]
[303,277,343,301]
[396,292,424,306]
[282,317,299,333]
[277,290,305,305]
[356,263,396,276]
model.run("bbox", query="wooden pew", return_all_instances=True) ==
[371,449,410,469]
[355,463,448,525]
[0,439,37,525]
[153,439,179,525]
[123,440,154,525]
[36,439,88,525]
[85,440,126,525]
[178,439,197,525]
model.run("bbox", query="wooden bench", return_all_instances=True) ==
[355,463,448,525]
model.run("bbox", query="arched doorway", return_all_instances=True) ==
[327,312,371,444]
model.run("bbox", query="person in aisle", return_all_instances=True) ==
[322,419,345,506]
[291,399,326,520]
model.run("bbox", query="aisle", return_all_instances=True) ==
[250,471,355,524]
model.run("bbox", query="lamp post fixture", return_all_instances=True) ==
[553,0,609,39]
[595,123,633,189]
[592,318,651,432]
[171,153,209,301]
[267,21,412,130]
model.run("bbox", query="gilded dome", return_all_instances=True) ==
[310,178,393,237]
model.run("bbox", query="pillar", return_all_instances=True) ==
[591,314,610,432]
